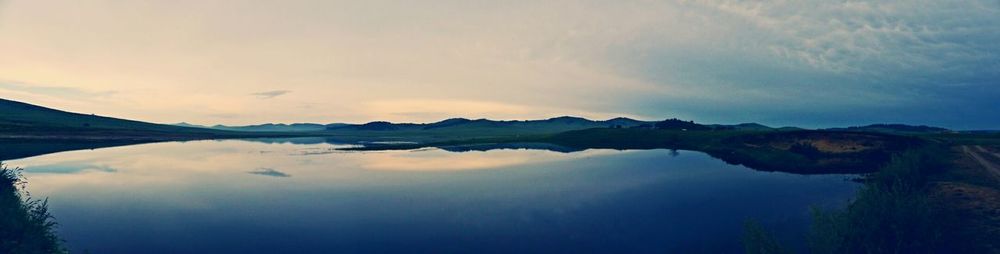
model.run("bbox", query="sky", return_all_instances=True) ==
[0,1,998,129]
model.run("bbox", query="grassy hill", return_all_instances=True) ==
[166,116,656,140]
[1,98,203,132]
[0,98,288,140]
[304,116,655,142]
[328,116,649,132]
[0,98,663,142]
[827,124,951,134]
[322,117,781,139]
[0,98,662,142]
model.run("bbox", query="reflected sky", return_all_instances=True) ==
[23,162,117,174]
[9,140,859,253]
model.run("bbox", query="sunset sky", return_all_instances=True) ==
[1,1,997,129]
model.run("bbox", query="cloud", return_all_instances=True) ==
[607,0,1000,128]
[0,80,116,99]
[0,1,997,128]
[248,168,290,177]
[684,0,1000,84]
[251,90,291,99]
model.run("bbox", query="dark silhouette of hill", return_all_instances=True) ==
[0,98,290,140]
[327,116,652,133]
[827,124,951,134]
[1,98,788,143]
[0,98,212,133]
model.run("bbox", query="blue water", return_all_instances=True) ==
[10,139,858,253]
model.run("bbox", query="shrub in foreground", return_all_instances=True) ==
[0,163,64,254]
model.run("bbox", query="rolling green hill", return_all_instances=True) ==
[327,116,651,132]
[0,98,658,142]
[172,116,653,134]
[1,98,198,131]
[310,116,656,142]
[0,98,262,140]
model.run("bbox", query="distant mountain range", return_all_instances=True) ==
[0,97,963,141]
[173,116,796,133]
[178,116,957,135]
[172,116,652,134]
[327,116,649,132]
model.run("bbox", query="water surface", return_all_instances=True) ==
[9,139,858,253]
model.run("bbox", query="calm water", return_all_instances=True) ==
[9,139,858,253]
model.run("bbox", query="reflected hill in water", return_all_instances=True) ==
[343,129,926,175]
[0,136,374,161]
[1,97,947,174]
[0,138,578,161]
[0,139,157,161]
[1,130,922,175]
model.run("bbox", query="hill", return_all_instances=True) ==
[324,116,653,135]
[716,123,774,131]
[828,124,951,134]
[174,117,651,134]
[0,98,694,142]
[0,98,280,140]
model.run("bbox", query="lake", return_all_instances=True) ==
[7,139,859,253]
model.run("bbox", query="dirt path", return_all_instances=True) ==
[933,146,1000,252]
[975,145,1000,160]
[963,145,1000,183]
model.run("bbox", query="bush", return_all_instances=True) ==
[788,142,822,159]
[743,220,791,254]
[807,148,945,253]
[0,163,65,254]
[743,146,949,253]
[654,118,711,131]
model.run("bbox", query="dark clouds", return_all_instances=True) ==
[613,0,1000,129]
[1,1,997,129]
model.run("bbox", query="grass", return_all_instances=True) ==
[806,147,946,253]
[743,220,791,254]
[919,132,1000,146]
[0,163,65,254]
[742,143,985,253]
